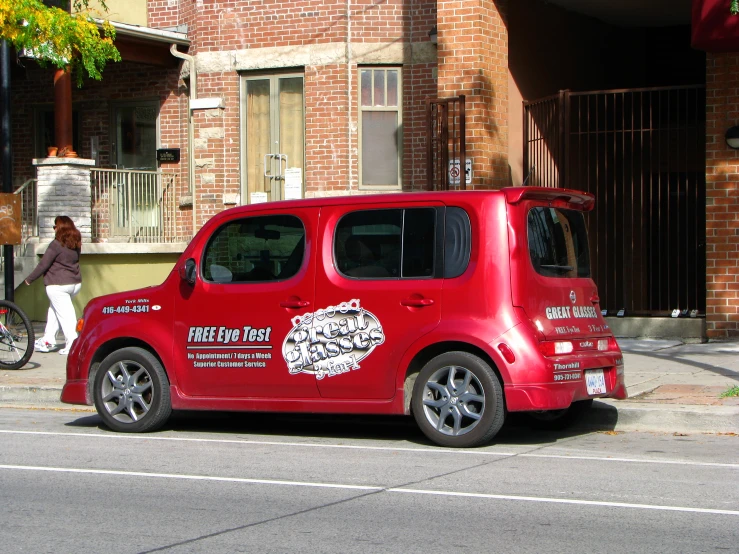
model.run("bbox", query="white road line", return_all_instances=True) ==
[521,453,739,468]
[388,488,739,516]
[0,464,379,490]
[0,430,516,457]
[1,464,737,517]
[1,429,738,468]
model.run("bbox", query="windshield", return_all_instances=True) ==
[527,207,591,278]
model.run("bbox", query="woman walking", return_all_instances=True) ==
[25,216,82,355]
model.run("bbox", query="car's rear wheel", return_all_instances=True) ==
[93,347,172,432]
[411,351,505,448]
[526,398,594,430]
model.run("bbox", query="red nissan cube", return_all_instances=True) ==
[62,187,626,447]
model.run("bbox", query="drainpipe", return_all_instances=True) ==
[346,0,352,191]
[170,44,197,236]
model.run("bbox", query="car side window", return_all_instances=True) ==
[335,208,436,279]
[444,207,471,278]
[202,215,305,283]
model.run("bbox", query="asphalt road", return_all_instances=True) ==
[0,408,737,553]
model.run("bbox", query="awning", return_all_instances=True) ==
[106,21,190,67]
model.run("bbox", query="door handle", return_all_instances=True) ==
[401,297,434,307]
[276,153,288,181]
[280,299,310,309]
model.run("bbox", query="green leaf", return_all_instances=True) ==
[0,0,120,86]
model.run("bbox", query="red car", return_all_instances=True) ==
[62,187,626,447]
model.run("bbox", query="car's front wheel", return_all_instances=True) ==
[411,351,505,448]
[93,347,172,432]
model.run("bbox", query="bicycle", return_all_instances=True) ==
[0,299,35,370]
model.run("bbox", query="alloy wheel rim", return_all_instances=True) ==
[101,360,153,423]
[421,364,485,436]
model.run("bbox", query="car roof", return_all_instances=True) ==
[221,189,502,216]
[212,187,594,219]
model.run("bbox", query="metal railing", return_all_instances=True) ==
[426,96,466,191]
[91,169,185,243]
[15,178,38,247]
[523,86,706,316]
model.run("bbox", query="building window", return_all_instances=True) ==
[358,67,402,189]
[34,106,79,159]
[111,100,159,170]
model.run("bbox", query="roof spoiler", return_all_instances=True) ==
[503,187,595,211]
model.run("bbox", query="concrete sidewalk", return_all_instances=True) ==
[1,338,738,435]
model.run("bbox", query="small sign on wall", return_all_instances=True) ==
[448,158,472,186]
[284,168,303,200]
[0,194,21,246]
[157,148,181,163]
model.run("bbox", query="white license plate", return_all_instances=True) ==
[585,369,607,395]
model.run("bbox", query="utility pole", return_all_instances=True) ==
[1,40,14,302]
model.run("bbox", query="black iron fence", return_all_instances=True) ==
[524,86,706,316]
[426,96,466,191]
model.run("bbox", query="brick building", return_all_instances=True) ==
[2,0,738,339]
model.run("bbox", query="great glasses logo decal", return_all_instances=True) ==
[283,299,385,379]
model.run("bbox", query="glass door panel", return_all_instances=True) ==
[244,74,304,204]
[111,102,160,238]
[245,79,272,203]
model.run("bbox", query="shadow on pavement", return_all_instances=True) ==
[621,347,739,379]
[62,404,621,447]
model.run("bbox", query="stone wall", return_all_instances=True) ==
[33,158,93,242]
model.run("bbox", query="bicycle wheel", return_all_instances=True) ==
[0,300,35,370]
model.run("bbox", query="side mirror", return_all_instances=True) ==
[179,258,197,285]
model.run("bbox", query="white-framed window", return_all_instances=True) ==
[358,67,402,189]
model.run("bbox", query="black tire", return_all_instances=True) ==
[93,347,172,432]
[0,300,35,370]
[411,351,505,448]
[526,398,595,431]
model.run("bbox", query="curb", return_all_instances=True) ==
[588,400,739,434]
[1,385,738,435]
[0,385,67,406]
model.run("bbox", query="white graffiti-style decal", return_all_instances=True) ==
[282,299,385,379]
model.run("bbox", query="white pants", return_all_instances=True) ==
[43,283,82,348]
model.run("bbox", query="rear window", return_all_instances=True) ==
[527,207,591,278]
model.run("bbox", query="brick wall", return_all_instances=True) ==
[705,52,739,339]
[437,0,508,188]
[147,0,438,207]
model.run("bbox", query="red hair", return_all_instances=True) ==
[54,216,82,250]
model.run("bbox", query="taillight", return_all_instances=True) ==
[598,337,619,351]
[75,318,84,333]
[540,337,618,356]
[539,340,574,357]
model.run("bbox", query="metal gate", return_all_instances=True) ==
[524,86,706,316]
[426,96,466,191]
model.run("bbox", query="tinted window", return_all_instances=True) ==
[335,208,436,279]
[203,215,305,283]
[528,207,591,278]
[444,207,471,278]
[402,209,436,278]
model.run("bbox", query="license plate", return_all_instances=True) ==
[585,369,607,395]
